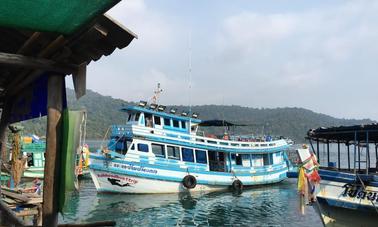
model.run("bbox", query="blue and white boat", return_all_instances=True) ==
[307,125,378,227]
[89,101,290,194]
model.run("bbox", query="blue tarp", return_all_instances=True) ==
[9,73,67,123]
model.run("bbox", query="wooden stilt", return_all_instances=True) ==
[0,101,11,163]
[42,74,64,227]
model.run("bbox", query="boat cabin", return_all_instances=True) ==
[122,105,201,135]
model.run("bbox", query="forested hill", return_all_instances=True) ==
[21,88,374,143]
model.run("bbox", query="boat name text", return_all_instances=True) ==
[342,183,378,201]
[112,163,158,174]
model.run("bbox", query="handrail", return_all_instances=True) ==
[112,124,288,150]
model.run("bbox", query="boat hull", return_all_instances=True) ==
[316,179,378,227]
[89,154,288,194]
[90,169,227,194]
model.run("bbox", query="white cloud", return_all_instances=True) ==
[82,1,378,120]
[107,0,175,52]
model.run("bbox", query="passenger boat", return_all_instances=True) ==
[89,101,290,194]
[306,124,378,226]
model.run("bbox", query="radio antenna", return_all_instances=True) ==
[188,31,192,133]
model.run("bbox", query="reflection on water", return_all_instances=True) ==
[59,179,322,226]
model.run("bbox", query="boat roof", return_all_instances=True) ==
[307,124,378,143]
[121,105,202,124]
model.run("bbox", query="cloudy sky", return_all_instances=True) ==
[68,0,378,120]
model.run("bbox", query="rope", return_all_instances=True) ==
[100,126,111,150]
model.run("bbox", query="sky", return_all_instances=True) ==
[67,0,378,120]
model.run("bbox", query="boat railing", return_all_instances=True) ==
[111,124,288,150]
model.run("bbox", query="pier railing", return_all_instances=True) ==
[111,125,288,152]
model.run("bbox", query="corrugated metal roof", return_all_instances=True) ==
[0,14,137,101]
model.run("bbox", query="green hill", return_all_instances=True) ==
[20,88,374,143]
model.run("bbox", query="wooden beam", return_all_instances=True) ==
[0,52,78,74]
[17,32,42,55]
[42,74,64,227]
[72,63,87,99]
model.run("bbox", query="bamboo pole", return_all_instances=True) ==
[42,74,64,227]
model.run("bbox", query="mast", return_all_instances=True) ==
[188,32,192,133]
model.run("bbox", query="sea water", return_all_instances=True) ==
[58,178,322,226]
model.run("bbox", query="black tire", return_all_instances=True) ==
[232,179,243,192]
[183,175,197,189]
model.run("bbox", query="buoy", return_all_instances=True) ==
[231,179,243,192]
[182,175,197,189]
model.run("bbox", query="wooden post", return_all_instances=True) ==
[337,140,340,170]
[327,140,330,167]
[316,140,320,164]
[0,101,12,162]
[43,74,64,227]
[347,143,350,171]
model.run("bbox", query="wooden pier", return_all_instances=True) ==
[0,0,137,226]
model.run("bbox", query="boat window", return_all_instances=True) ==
[173,119,179,128]
[115,137,132,155]
[127,114,132,122]
[137,143,149,152]
[252,154,263,167]
[242,154,251,167]
[235,154,242,165]
[154,116,161,125]
[152,143,165,158]
[164,118,171,126]
[135,113,140,121]
[182,148,194,162]
[181,121,186,129]
[145,113,153,127]
[195,150,207,164]
[167,146,180,160]
[263,153,273,165]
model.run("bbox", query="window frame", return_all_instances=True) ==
[137,143,149,153]
[151,143,165,158]
[195,149,207,164]
[182,147,195,162]
[167,145,180,160]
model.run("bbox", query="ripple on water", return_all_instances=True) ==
[59,179,322,227]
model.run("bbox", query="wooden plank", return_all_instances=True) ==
[15,209,39,217]
[1,189,30,203]
[0,52,78,74]
[42,74,64,227]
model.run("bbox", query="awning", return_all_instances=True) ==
[199,120,247,127]
[307,124,378,143]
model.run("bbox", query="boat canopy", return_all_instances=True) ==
[307,124,378,144]
[198,120,247,127]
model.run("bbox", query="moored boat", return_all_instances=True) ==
[89,101,290,194]
[306,124,378,226]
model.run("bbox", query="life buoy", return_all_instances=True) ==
[182,175,197,189]
[231,179,243,192]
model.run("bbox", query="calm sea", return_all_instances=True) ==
[58,178,322,226]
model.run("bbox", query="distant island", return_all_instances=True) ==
[20,88,374,143]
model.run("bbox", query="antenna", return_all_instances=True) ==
[188,31,192,133]
[151,83,163,104]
